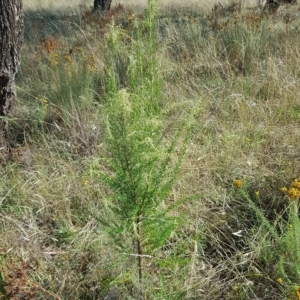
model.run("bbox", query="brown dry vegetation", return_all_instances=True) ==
[2,0,300,299]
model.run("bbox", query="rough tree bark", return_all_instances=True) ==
[94,0,112,12]
[0,0,23,157]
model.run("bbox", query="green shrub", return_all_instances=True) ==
[89,0,193,296]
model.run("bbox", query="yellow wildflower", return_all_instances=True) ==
[281,187,288,192]
[63,55,72,63]
[287,187,300,200]
[255,191,259,196]
[296,287,300,300]
[40,97,48,104]
[276,278,283,284]
[291,179,300,189]
[50,59,58,66]
[82,180,89,185]
[37,97,49,109]
[233,179,242,188]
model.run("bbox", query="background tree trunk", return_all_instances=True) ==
[264,0,297,12]
[94,0,112,12]
[0,0,23,157]
[264,0,282,11]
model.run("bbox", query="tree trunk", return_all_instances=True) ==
[0,0,23,157]
[264,0,297,12]
[264,0,281,11]
[94,0,112,12]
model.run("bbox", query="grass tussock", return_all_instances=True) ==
[2,0,300,299]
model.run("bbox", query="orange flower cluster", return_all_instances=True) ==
[39,37,59,54]
[296,287,300,300]
[281,179,300,200]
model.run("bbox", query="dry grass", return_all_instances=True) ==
[2,0,300,299]
[23,0,260,11]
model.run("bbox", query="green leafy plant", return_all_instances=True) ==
[233,178,300,298]
[278,180,300,286]
[89,0,193,296]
